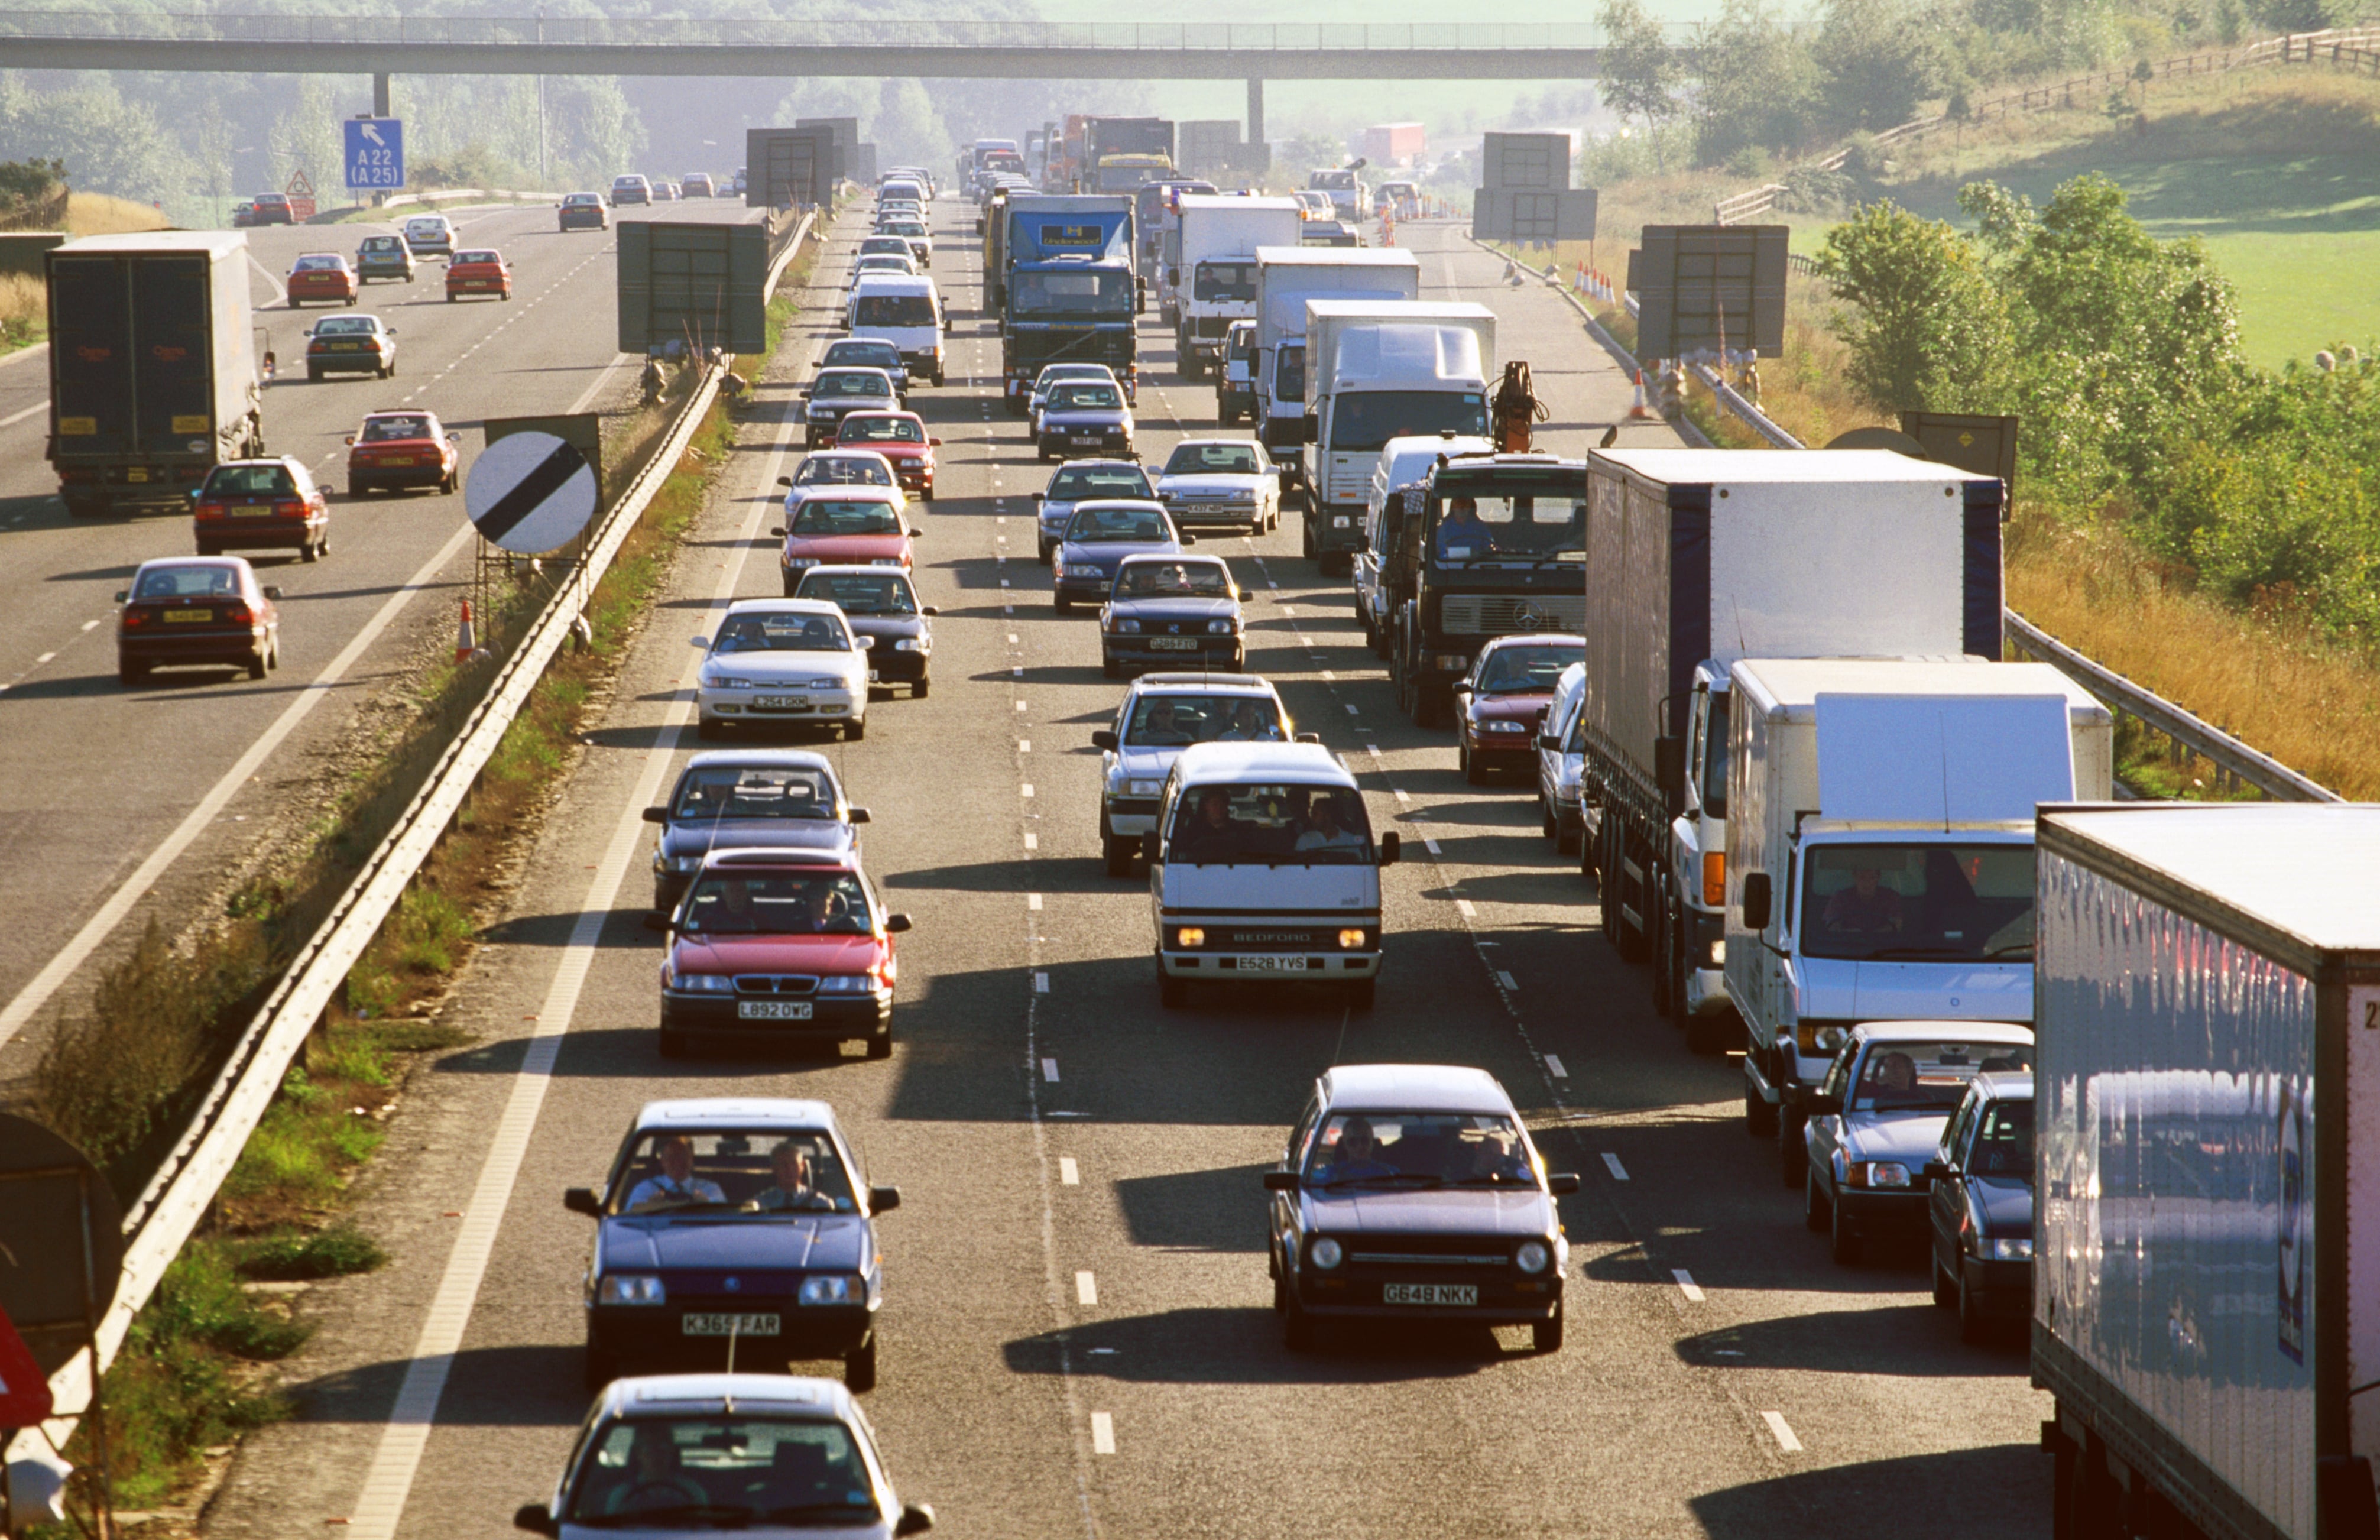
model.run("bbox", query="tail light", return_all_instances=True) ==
[121,608,148,628]
[222,603,254,625]
[273,499,305,518]
[194,502,226,520]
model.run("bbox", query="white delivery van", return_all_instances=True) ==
[1353,432,1493,654]
[847,273,947,385]
[1147,742,1399,1010]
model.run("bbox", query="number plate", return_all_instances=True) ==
[164,609,213,623]
[231,506,268,517]
[1383,1283,1476,1306]
[125,468,149,482]
[682,1313,781,1337]
[1236,954,1307,973]
[333,342,364,351]
[1149,637,1198,651]
[737,1000,813,1020]
[385,456,417,466]
[753,695,808,709]
[1072,435,1101,445]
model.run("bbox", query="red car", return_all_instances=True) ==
[190,456,329,560]
[833,411,941,502]
[445,248,513,301]
[774,486,919,580]
[346,411,462,496]
[115,556,283,685]
[656,848,912,1058]
[1455,634,1586,784]
[286,252,358,307]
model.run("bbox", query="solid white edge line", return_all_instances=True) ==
[1761,1411,1802,1453]
[0,399,44,430]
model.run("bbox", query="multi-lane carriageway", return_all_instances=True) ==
[150,199,2052,1538]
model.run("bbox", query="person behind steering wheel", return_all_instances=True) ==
[601,1424,707,1515]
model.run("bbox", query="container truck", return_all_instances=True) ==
[1580,448,2009,1049]
[1087,117,1175,186]
[1169,195,1302,379]
[1302,300,1494,573]
[1251,246,1419,485]
[998,194,1137,413]
[1722,657,2113,1186]
[48,232,265,518]
[1134,178,1215,293]
[1387,450,1587,728]
[2032,803,2380,1540]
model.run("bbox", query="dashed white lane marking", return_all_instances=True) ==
[1024,833,1038,851]
[1344,703,1358,714]
[1021,783,1035,798]
[80,619,99,631]
[1016,701,1027,710]
[1424,838,1442,855]
[1007,633,1019,643]
[1027,893,1043,911]
[1673,1269,1705,1302]
[1033,971,1049,992]
[1059,1156,1079,1185]
[1496,970,1519,991]
[1544,1054,1568,1079]
[1762,1412,1802,1453]
[1042,1057,1060,1082]
[1366,744,1383,758]
[1011,666,1024,677]
[1601,1152,1630,1181]
[1393,789,1412,805]
[1090,1412,1116,1455]
[1075,1271,1098,1306]
[1019,739,1030,753]
[33,651,54,664]
[1454,897,1476,917]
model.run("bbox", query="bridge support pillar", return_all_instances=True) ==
[1246,78,1264,157]
[373,72,391,118]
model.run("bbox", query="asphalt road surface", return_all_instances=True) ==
[0,199,744,1064]
[194,199,2055,1539]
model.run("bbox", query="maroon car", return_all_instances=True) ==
[115,556,282,685]
[1455,634,1584,785]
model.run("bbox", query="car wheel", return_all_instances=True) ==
[1779,1108,1806,1188]
[351,478,372,497]
[912,676,929,699]
[1542,797,1558,840]
[1345,978,1375,1011]
[1956,1267,1989,1343]
[1101,657,1119,680]
[247,649,268,681]
[307,368,322,382]
[440,472,457,495]
[1932,1253,1958,1310]
[865,1030,893,1062]
[1462,736,1488,786]
[1829,1184,1862,1266]
[782,577,800,598]
[1105,836,1134,878]
[1532,1304,1564,1354]
[1804,1167,1828,1233]
[446,291,456,303]
[1037,542,1053,567]
[844,1332,878,1393]
[922,485,935,502]
[845,715,867,741]
[1053,595,1071,615]
[1281,1292,1315,1352]
[583,1344,618,1393]
[301,536,320,564]
[195,540,218,557]
[695,718,722,741]
[118,660,147,687]
[1746,1078,1779,1137]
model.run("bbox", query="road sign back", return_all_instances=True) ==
[0,1301,51,1428]
[0,1114,123,1380]
[465,430,599,554]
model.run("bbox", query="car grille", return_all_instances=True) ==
[1438,594,1585,637]
[1345,1236,1518,1268]
[731,974,820,996]
[1225,928,1328,948]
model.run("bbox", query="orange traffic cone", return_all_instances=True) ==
[1627,369,1657,421]
[455,599,478,663]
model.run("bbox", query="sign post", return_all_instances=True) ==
[343,117,406,196]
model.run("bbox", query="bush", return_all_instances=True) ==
[232,1225,387,1281]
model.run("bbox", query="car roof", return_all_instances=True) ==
[851,274,935,294]
[816,367,896,384]
[1063,498,1168,517]
[722,598,852,618]
[1167,437,1263,452]
[133,555,252,577]
[1849,1020,2036,1047]
[602,1373,857,1421]
[1129,673,1280,696]
[1116,551,1229,570]
[1175,741,1350,784]
[211,456,305,470]
[1969,1071,2035,1102]
[681,748,839,775]
[1481,633,1585,651]
[838,410,925,425]
[800,563,919,585]
[698,846,860,873]
[634,1097,841,1130]
[1319,1064,1514,1116]
[791,484,903,504]
[1047,459,1145,478]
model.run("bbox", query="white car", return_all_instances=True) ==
[1026,363,1121,434]
[1153,437,1280,536]
[692,599,874,742]
[847,252,920,291]
[401,213,455,258]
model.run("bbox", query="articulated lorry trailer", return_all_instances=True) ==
[998,194,1137,412]
[1579,448,2009,1046]
[2031,803,2380,1540]
[48,232,265,518]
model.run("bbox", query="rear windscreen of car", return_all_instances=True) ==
[205,465,296,497]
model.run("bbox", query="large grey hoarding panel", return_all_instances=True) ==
[1480,131,1570,190]
[616,220,770,357]
[1470,188,1597,242]
[1900,410,2019,492]
[746,126,837,208]
[849,143,878,185]
[1629,224,1789,358]
[795,116,863,184]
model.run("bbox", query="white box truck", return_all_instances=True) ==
[1169,194,1302,380]
[1580,448,2009,1049]
[1302,300,1494,575]
[2032,804,2380,1540]
[1722,658,2113,1185]
[1251,246,1419,489]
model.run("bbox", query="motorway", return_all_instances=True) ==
[194,199,2055,1538]
[0,199,748,1066]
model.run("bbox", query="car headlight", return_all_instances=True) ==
[1432,654,1468,672]
[1515,1240,1551,1275]
[784,557,821,570]
[1127,779,1162,796]
[1481,719,1527,734]
[598,1273,666,1305]
[1337,928,1368,950]
[1982,1236,2034,1260]
[1332,515,1351,528]
[798,1273,864,1305]
[1112,618,1142,634]
[809,676,848,690]
[666,855,704,873]
[816,974,882,994]
[1846,1160,1911,1189]
[1309,1238,1344,1270]
[1207,619,1237,634]
[893,637,925,652]
[669,972,734,994]
[704,675,751,690]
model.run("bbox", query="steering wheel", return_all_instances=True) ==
[618,1479,703,1510]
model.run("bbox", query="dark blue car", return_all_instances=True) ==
[1926,1070,2035,1341]
[1051,499,1184,614]
[643,750,865,914]
[565,1098,901,1393]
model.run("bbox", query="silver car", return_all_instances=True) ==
[1033,458,1153,565]
[1091,675,1299,874]
[1036,379,1134,463]
[1535,663,1586,854]
[1154,437,1280,536]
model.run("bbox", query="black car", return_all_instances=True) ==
[1100,553,1243,679]
[794,565,935,696]
[818,337,910,398]
[1266,1064,1576,1354]
[1926,1071,2035,1341]
[642,750,865,915]
[557,191,609,231]
[565,1099,902,1392]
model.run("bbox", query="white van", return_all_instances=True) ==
[1353,432,1493,654]
[847,273,946,385]
[1147,742,1398,1009]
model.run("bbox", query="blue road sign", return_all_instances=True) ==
[344,118,404,191]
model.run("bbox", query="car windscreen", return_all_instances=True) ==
[361,416,431,442]
[1427,487,1585,565]
[1799,843,2038,962]
[1330,391,1489,455]
[796,571,917,616]
[790,500,900,537]
[359,236,403,252]
[453,250,500,265]
[1066,506,1168,543]
[291,254,343,271]
[796,458,892,487]
[134,565,240,599]
[1036,368,1107,394]
[1192,261,1257,301]
[203,465,297,497]
[813,372,887,398]
[860,239,909,258]
[1850,1041,2034,1115]
[679,871,871,938]
[669,766,836,821]
[854,293,936,328]
[881,221,926,236]
[1476,644,1578,693]
[712,612,854,653]
[602,1132,859,1222]
[1304,1113,1530,1188]
[852,258,912,278]
[1167,782,1374,865]
[405,219,445,235]
[1967,1098,2035,1178]
[1163,443,1260,476]
[838,417,924,445]
[1049,466,1150,501]
[1010,268,1134,317]
[1125,694,1284,746]
[1049,385,1121,411]
[1114,560,1231,599]
[565,194,599,205]
[313,316,379,336]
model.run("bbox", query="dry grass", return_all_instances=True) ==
[0,270,43,346]
[65,190,170,234]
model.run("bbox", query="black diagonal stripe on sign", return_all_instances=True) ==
[476,441,588,545]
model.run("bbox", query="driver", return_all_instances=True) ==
[1863,1051,1924,1108]
[1317,1118,1395,1182]
[601,1424,708,1516]
[625,1136,727,1213]
[1824,866,1904,933]
[747,1141,836,1212]
[1436,495,1491,559]
[1136,698,1190,745]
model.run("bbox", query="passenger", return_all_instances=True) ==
[1824,865,1904,933]
[1294,795,1366,853]
[1217,701,1268,742]
[747,1141,835,1212]
[625,1136,727,1212]
[1470,1129,1533,1183]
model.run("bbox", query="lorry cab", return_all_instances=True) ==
[848,274,948,387]
[1304,300,1494,573]
[1147,743,1398,1011]
[1354,433,1492,656]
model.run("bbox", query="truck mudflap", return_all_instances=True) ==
[1308,503,1364,554]
[1683,967,1731,1016]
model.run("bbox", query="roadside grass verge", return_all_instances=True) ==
[0,270,44,355]
[64,191,169,235]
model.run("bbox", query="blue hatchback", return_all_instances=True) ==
[1051,498,1185,613]
[1926,1069,2035,1340]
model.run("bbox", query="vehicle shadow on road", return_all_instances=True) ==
[1004,1307,1518,1385]
[1688,1445,2047,1538]
[276,1343,589,1429]
[1675,1304,2028,1378]
[1112,1164,1271,1253]
[884,855,1114,896]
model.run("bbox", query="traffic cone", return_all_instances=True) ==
[455,599,477,663]
[1627,369,1656,421]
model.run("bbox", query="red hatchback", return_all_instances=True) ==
[1456,634,1585,784]
[346,411,461,495]
[656,848,913,1058]
[445,248,512,301]
[191,457,329,560]
[774,487,918,578]
[832,411,941,502]
[286,252,358,307]
[115,557,283,685]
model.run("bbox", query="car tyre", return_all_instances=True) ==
[912,676,929,699]
[1105,836,1134,878]
[307,367,322,382]
[1779,1108,1807,1188]
[118,660,147,687]
[1053,594,1071,615]
[1804,1167,1828,1232]
[1101,657,1119,680]
[583,1344,618,1393]
[440,471,458,495]
[1461,736,1488,786]
[1281,1292,1315,1352]
[1829,1184,1862,1266]
[1932,1254,1958,1310]
[845,1332,878,1393]
[865,1030,893,1062]
[845,715,867,741]
[1956,1267,1989,1343]
[247,649,268,681]
[301,535,321,563]
[195,540,218,557]
[1532,1304,1564,1354]
[695,718,722,741]
[1037,542,1053,567]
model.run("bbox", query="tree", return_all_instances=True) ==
[1691,0,1823,166]
[1597,0,1684,147]
[1811,0,1940,134]
[1812,200,2012,411]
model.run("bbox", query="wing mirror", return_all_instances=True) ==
[343,434,356,446]
[112,590,127,603]
[1378,831,1401,867]
[1548,1172,1581,1196]
[1263,1171,1299,1191]
[777,475,794,488]
[262,586,284,601]
[922,605,940,617]
[641,806,667,824]
[894,1504,936,1538]
[907,527,925,538]
[513,1502,559,1536]
[1092,729,1118,751]
[770,526,786,538]
[563,1188,603,1218]
[869,1185,903,1212]
[929,437,943,447]
[848,806,872,824]
[1655,734,1686,809]
[689,634,712,650]
[1742,871,1772,931]
[1296,731,1322,744]
[855,634,875,649]
[448,431,462,443]
[1922,1160,1952,1182]
[1539,733,1561,752]
[884,913,913,933]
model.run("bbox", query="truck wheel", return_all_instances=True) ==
[1649,881,1677,1016]
[1415,684,1448,731]
[1301,518,1315,559]
[1597,824,1625,949]
[1745,1077,1778,1137]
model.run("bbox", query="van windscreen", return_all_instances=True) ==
[1168,783,1373,865]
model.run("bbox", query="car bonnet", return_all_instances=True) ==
[599,1211,872,1272]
